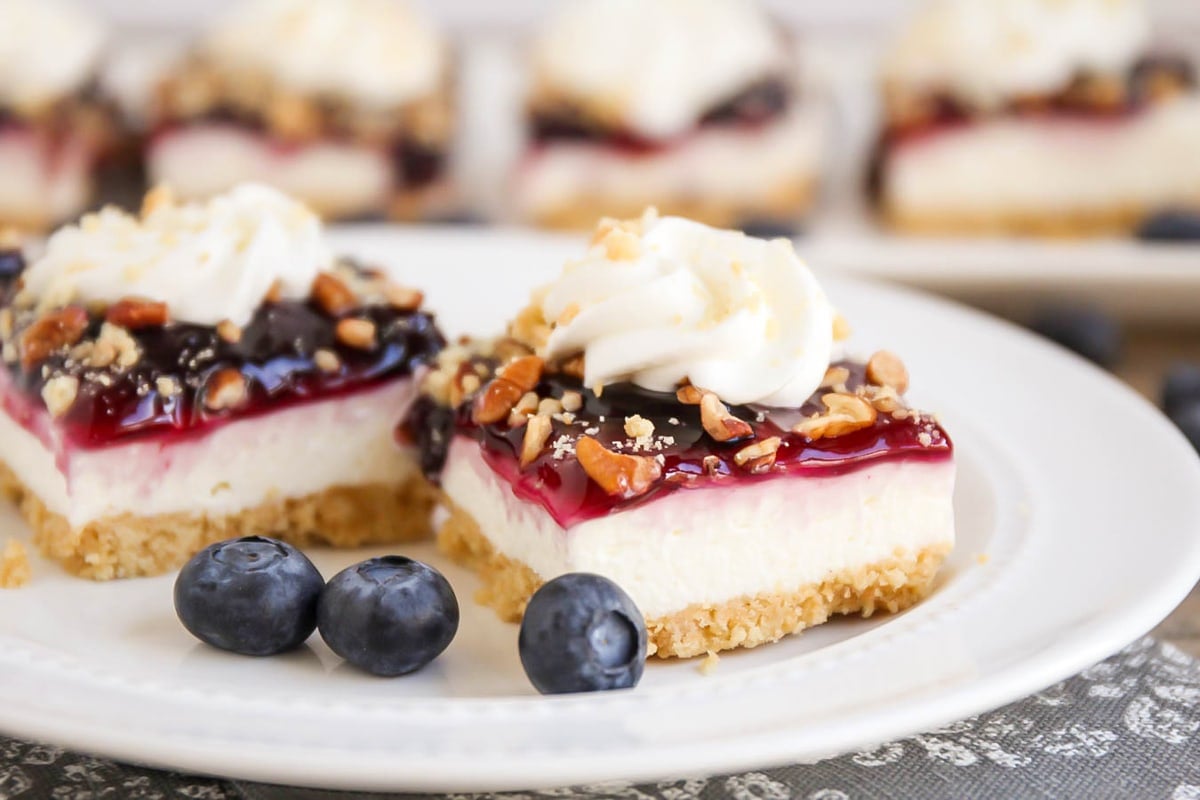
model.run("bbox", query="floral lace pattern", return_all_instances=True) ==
[1,638,1196,800]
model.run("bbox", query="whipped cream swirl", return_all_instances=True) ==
[203,0,445,109]
[0,0,106,110]
[532,0,788,140]
[23,184,332,327]
[883,0,1151,108]
[541,214,834,407]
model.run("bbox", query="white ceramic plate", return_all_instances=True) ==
[1,229,1199,793]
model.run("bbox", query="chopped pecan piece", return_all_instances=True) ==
[217,320,243,344]
[520,414,553,468]
[734,436,782,474]
[383,283,423,311]
[676,385,703,404]
[472,378,526,425]
[792,393,877,440]
[699,392,753,442]
[19,306,88,370]
[312,273,358,316]
[204,368,248,411]
[106,297,168,329]
[41,375,79,418]
[335,318,377,350]
[575,436,662,498]
[865,350,909,394]
[497,355,544,392]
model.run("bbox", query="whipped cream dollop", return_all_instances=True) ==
[0,0,106,110]
[540,213,834,407]
[883,0,1151,108]
[22,184,332,327]
[532,0,788,140]
[203,0,445,109]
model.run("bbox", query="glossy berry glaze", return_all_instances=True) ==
[0,253,444,449]
[406,360,952,528]
[529,78,792,155]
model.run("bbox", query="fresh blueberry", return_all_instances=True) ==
[1170,402,1200,454]
[518,573,646,695]
[174,536,324,656]
[1136,210,1200,242]
[1162,363,1200,419]
[1028,306,1122,368]
[317,556,459,677]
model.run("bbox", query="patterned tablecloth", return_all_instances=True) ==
[2,637,1199,800]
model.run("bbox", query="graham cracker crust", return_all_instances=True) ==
[438,500,950,659]
[0,460,436,581]
[528,178,815,231]
[879,199,1190,237]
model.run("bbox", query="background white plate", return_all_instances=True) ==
[0,229,1199,792]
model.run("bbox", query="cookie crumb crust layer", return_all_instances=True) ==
[0,460,436,581]
[438,498,950,659]
[0,538,30,588]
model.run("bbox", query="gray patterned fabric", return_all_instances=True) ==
[3,637,1199,800]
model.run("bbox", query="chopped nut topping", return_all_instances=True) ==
[560,390,583,412]
[497,355,544,393]
[19,306,89,370]
[820,365,850,390]
[314,348,341,373]
[155,376,182,397]
[734,436,782,473]
[624,414,655,440]
[832,314,852,341]
[141,184,175,217]
[460,373,481,395]
[699,392,753,442]
[866,350,909,394]
[509,295,551,351]
[792,393,877,440]
[538,397,563,416]
[560,354,586,379]
[97,323,140,369]
[204,369,248,411]
[41,375,79,418]
[383,283,423,311]
[676,385,703,405]
[312,273,358,316]
[859,383,901,413]
[217,320,243,344]
[520,414,553,468]
[492,337,534,364]
[918,431,934,447]
[472,378,525,424]
[106,297,168,329]
[575,435,663,499]
[335,318,377,350]
[508,390,540,427]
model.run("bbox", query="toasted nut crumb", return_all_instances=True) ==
[918,431,934,447]
[859,383,901,413]
[217,320,243,344]
[384,283,423,311]
[699,392,753,442]
[155,376,181,397]
[460,373,481,395]
[204,368,248,411]
[508,391,540,427]
[41,375,79,417]
[833,314,852,341]
[734,436,782,473]
[19,306,89,370]
[335,318,377,350]
[820,365,850,390]
[141,184,175,217]
[792,393,877,440]
[624,414,654,440]
[314,348,341,373]
[508,299,551,351]
[472,378,525,424]
[312,273,358,316]
[538,397,563,416]
[498,355,544,393]
[0,539,30,589]
[560,354,586,379]
[96,322,140,369]
[520,414,553,468]
[492,337,534,364]
[575,435,662,498]
[866,350,909,393]
[106,297,168,329]
[676,385,703,405]
[560,390,583,412]
[702,455,723,476]
[698,650,719,676]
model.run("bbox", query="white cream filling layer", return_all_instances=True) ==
[442,437,956,619]
[149,125,393,219]
[884,96,1200,216]
[516,104,823,218]
[0,379,418,529]
[0,130,90,227]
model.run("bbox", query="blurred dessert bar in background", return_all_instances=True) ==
[146,0,455,221]
[0,0,114,231]
[872,0,1200,236]
[512,0,824,230]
